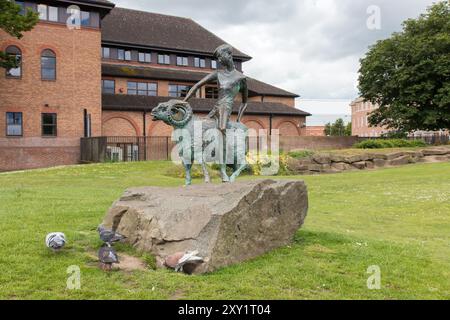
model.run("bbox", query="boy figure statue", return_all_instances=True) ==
[183,44,248,131]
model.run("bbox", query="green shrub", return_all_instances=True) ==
[246,152,291,176]
[288,150,315,159]
[354,139,427,149]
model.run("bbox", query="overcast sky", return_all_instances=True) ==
[113,0,438,114]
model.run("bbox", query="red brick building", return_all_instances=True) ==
[0,1,310,171]
[350,98,386,137]
[305,126,326,137]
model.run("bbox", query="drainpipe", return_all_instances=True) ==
[269,114,273,136]
[143,110,147,161]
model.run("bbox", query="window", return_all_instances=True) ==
[139,52,151,63]
[37,4,47,20]
[124,50,132,61]
[127,81,157,96]
[37,4,58,22]
[118,49,125,60]
[102,80,115,94]
[81,11,90,26]
[211,60,218,69]
[42,113,57,136]
[168,84,192,98]
[6,112,23,136]
[205,87,219,99]
[102,47,110,59]
[177,56,188,66]
[41,49,56,80]
[48,6,58,22]
[5,46,22,78]
[158,54,170,65]
[194,57,206,68]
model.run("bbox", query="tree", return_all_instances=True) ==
[345,122,352,136]
[0,0,38,69]
[358,1,450,132]
[324,118,351,136]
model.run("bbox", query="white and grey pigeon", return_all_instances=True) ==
[97,225,126,245]
[98,244,119,271]
[45,232,66,252]
[175,250,204,273]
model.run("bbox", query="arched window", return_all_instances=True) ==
[5,46,22,78]
[41,49,56,80]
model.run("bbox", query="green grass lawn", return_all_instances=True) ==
[0,161,449,300]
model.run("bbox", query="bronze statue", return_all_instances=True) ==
[151,44,249,185]
[183,44,248,130]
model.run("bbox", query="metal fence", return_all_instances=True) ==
[81,136,179,162]
[408,133,449,145]
[80,135,367,164]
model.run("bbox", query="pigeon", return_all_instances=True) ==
[45,232,66,252]
[175,250,204,273]
[97,225,126,245]
[98,244,119,271]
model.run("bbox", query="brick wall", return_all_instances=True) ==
[279,136,362,151]
[0,22,102,171]
[305,126,326,136]
[102,110,307,137]
[0,137,80,171]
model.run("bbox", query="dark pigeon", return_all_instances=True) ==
[97,225,126,245]
[98,244,119,271]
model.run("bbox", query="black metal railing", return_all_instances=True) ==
[81,136,175,163]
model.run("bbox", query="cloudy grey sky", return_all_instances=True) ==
[112,0,438,114]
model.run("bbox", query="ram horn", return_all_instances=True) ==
[167,100,193,128]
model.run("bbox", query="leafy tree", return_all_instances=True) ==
[345,122,352,136]
[324,118,351,136]
[0,0,38,69]
[358,1,450,132]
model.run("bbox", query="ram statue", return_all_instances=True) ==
[150,99,248,185]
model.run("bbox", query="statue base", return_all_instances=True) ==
[102,179,308,274]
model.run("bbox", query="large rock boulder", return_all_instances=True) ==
[388,155,411,166]
[422,148,450,156]
[102,179,308,274]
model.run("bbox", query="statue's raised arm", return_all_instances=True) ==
[183,72,218,102]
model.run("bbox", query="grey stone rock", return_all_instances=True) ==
[308,164,323,172]
[331,162,353,171]
[365,161,375,169]
[287,157,313,172]
[312,154,331,164]
[352,161,367,170]
[386,152,406,160]
[345,154,370,163]
[102,179,308,274]
[372,153,388,160]
[405,151,424,159]
[344,155,361,163]
[330,154,346,163]
[422,155,450,162]
[388,155,411,166]
[320,164,332,171]
[373,159,387,167]
[422,148,449,156]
